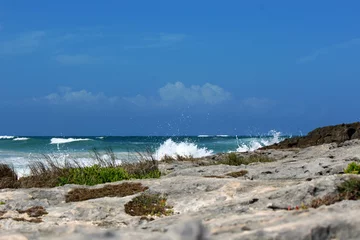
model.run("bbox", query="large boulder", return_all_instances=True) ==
[262,122,360,150]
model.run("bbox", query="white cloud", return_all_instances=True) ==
[297,38,360,63]
[44,88,118,104]
[54,54,101,65]
[0,31,46,55]
[159,82,231,104]
[125,82,231,106]
[123,94,149,107]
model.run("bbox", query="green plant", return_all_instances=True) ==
[58,165,130,186]
[124,193,173,216]
[13,148,162,188]
[338,177,360,199]
[344,162,360,174]
[0,201,5,205]
[310,177,360,208]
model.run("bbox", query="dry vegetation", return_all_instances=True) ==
[65,182,148,202]
[160,152,274,167]
[226,170,248,178]
[0,164,18,188]
[17,206,48,218]
[219,153,273,166]
[310,177,360,208]
[124,193,173,217]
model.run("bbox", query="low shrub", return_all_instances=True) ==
[0,164,19,189]
[0,211,6,217]
[338,177,360,199]
[310,194,342,208]
[310,177,360,208]
[124,193,173,216]
[219,153,273,166]
[66,182,148,202]
[344,162,360,174]
[17,206,48,217]
[11,217,43,223]
[226,170,248,178]
[160,154,195,163]
[122,159,161,179]
[58,165,130,186]
[203,175,226,179]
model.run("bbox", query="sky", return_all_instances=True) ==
[0,0,359,136]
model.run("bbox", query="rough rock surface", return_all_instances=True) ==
[261,122,360,149]
[1,140,360,239]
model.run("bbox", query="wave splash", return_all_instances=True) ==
[0,136,15,140]
[154,138,214,160]
[50,138,91,145]
[236,130,282,152]
[13,137,30,141]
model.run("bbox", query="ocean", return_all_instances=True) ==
[0,131,286,176]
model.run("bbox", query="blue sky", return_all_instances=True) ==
[0,1,359,136]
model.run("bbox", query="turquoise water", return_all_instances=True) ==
[0,133,287,175]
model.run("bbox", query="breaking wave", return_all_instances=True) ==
[0,136,15,140]
[236,130,282,152]
[154,138,214,160]
[50,138,92,145]
[13,137,30,141]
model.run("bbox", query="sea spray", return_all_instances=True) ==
[0,136,15,140]
[237,130,282,152]
[13,137,30,141]
[154,138,214,160]
[50,138,92,144]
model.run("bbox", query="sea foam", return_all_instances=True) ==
[0,136,15,139]
[198,135,212,138]
[13,137,30,141]
[154,138,213,160]
[50,138,91,144]
[237,130,282,152]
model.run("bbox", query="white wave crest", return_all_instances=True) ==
[13,137,30,141]
[198,135,212,138]
[97,137,105,139]
[0,136,15,139]
[50,138,91,144]
[237,130,282,152]
[154,138,214,160]
[217,135,229,137]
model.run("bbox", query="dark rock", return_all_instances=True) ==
[262,122,360,149]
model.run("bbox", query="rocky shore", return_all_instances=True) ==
[1,123,360,240]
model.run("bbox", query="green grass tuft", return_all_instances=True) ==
[1,148,161,189]
[344,162,360,174]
